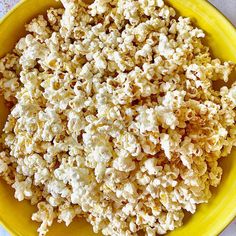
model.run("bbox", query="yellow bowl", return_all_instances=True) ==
[1,0,236,236]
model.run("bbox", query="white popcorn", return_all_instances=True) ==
[0,159,8,174]
[93,52,107,71]
[143,158,160,175]
[158,33,175,58]
[95,162,106,182]
[228,85,236,106]
[113,156,136,172]
[58,204,79,226]
[32,202,55,236]
[12,177,33,201]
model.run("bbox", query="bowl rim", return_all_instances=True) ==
[0,0,236,236]
[206,0,236,34]
[0,0,235,37]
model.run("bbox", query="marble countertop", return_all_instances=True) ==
[0,0,236,235]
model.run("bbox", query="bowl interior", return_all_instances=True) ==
[0,0,236,236]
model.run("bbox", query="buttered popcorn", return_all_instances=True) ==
[0,0,236,235]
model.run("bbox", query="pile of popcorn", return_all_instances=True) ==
[0,0,236,235]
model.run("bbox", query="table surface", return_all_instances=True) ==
[0,0,236,235]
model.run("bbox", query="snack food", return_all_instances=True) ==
[0,0,236,235]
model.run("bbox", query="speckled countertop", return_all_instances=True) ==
[0,0,236,236]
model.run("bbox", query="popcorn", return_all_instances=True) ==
[12,177,33,201]
[228,84,236,107]
[113,155,136,172]
[0,159,8,174]
[32,202,55,236]
[143,158,159,175]
[0,0,236,235]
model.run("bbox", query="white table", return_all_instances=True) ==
[0,0,236,235]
